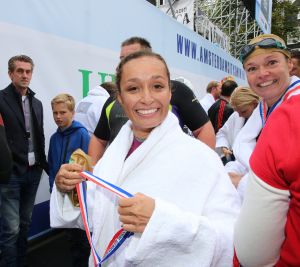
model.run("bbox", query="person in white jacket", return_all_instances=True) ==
[74,85,109,136]
[50,51,240,267]
[216,86,260,180]
[200,81,221,113]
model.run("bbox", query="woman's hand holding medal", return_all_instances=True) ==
[55,163,84,193]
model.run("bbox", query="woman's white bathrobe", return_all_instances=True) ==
[50,112,240,267]
[215,112,248,175]
[216,112,245,152]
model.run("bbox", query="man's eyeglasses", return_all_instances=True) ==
[239,38,287,63]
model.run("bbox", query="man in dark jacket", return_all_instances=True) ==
[208,80,238,134]
[0,55,48,267]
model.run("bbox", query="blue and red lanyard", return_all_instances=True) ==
[259,80,300,127]
[76,171,133,267]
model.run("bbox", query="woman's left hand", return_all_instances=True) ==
[118,193,155,233]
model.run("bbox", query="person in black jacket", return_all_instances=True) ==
[0,55,48,267]
[208,80,238,134]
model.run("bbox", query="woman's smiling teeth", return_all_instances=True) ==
[259,80,277,87]
[137,108,158,115]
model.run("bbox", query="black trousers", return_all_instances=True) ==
[65,228,90,267]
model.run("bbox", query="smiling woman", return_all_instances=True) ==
[116,51,171,140]
[241,34,292,108]
[233,34,300,267]
[244,52,292,107]
[232,34,297,172]
[50,50,240,267]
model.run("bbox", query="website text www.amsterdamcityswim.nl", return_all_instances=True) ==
[176,34,245,80]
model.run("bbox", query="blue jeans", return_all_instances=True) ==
[0,166,42,267]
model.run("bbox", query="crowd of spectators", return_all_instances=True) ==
[1,33,300,267]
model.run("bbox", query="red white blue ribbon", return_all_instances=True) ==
[259,79,300,126]
[76,171,133,267]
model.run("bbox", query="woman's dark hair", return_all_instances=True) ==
[116,51,170,92]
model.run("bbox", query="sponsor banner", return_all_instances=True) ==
[159,0,194,30]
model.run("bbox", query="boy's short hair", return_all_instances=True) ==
[51,93,75,112]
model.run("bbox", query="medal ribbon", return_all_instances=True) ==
[259,80,300,126]
[76,171,133,267]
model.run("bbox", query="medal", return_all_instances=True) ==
[76,171,133,267]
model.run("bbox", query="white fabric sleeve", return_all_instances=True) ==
[225,160,248,175]
[236,173,249,202]
[89,105,100,134]
[216,112,235,151]
[50,182,96,230]
[234,170,290,267]
[232,106,261,169]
